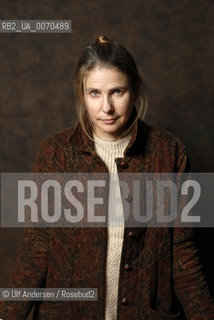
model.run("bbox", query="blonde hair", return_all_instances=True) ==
[74,35,148,140]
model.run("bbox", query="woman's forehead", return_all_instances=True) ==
[83,66,129,89]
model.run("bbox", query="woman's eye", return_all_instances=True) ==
[91,91,99,97]
[114,90,122,95]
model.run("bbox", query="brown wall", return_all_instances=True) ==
[0,0,214,315]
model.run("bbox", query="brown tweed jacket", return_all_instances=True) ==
[0,120,214,320]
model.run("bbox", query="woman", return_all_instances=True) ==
[0,35,214,320]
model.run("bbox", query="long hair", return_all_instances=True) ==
[74,35,148,140]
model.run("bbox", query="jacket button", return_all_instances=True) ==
[122,297,129,305]
[126,194,133,203]
[128,231,136,239]
[120,161,129,169]
[124,264,132,271]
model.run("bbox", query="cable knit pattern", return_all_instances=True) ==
[93,133,131,320]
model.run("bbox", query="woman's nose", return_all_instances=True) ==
[102,95,114,113]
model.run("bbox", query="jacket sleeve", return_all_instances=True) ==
[0,142,53,320]
[173,149,214,319]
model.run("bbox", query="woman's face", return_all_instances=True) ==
[83,66,134,141]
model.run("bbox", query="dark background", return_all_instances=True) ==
[0,0,214,317]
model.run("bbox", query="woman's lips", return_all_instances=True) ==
[100,117,118,124]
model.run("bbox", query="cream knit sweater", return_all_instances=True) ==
[93,133,131,320]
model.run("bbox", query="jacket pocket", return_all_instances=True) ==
[33,301,74,320]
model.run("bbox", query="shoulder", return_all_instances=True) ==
[33,127,75,172]
[140,121,187,157]
[137,121,190,172]
[39,127,75,151]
